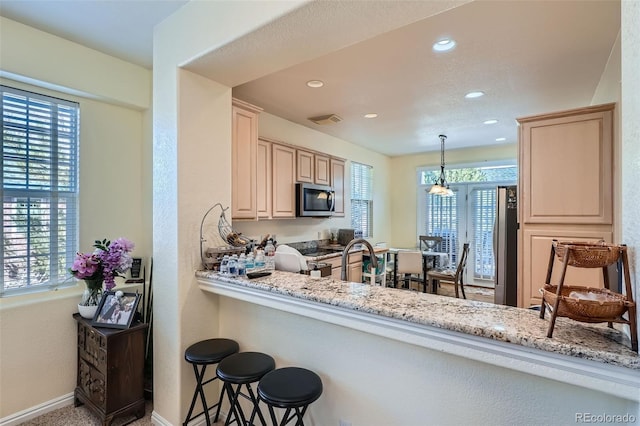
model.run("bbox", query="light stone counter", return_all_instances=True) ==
[196,269,640,401]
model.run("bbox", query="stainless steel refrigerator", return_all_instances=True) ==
[494,185,518,306]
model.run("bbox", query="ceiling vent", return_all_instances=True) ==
[308,114,342,125]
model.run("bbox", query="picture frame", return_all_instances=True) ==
[92,291,141,329]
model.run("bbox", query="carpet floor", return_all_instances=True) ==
[21,401,153,426]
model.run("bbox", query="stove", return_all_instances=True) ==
[297,248,343,257]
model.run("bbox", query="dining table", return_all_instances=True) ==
[388,247,450,291]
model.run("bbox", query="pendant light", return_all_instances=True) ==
[429,134,454,196]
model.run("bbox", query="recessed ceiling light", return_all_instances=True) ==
[364,113,378,119]
[306,80,324,88]
[433,38,456,52]
[465,91,485,99]
[496,137,507,142]
[484,119,498,125]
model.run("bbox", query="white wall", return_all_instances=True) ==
[0,17,152,418]
[621,0,640,350]
[233,111,392,245]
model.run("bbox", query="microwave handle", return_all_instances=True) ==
[328,191,335,211]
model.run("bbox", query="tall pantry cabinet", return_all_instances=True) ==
[517,103,615,308]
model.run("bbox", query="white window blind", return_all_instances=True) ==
[1,85,79,296]
[350,162,372,237]
[470,187,496,279]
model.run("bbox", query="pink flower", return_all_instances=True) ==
[70,237,135,292]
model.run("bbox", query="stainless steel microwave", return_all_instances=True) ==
[295,183,335,217]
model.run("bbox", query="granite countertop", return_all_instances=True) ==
[195,269,639,370]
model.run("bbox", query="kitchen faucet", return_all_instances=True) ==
[341,238,378,281]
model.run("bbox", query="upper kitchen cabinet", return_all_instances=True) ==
[296,149,330,185]
[330,158,345,217]
[518,103,614,225]
[314,154,331,185]
[232,98,262,219]
[271,142,296,218]
[257,138,272,219]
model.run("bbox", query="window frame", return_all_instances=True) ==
[1,85,80,297]
[350,161,373,238]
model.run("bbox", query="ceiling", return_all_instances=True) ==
[0,1,620,157]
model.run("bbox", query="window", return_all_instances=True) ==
[1,86,79,296]
[350,162,372,237]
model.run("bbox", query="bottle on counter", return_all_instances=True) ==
[264,239,276,270]
[228,254,238,277]
[220,255,229,275]
[245,252,255,271]
[238,253,247,276]
[255,249,266,269]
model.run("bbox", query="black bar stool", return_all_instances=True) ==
[216,351,276,426]
[256,367,323,426]
[183,338,240,426]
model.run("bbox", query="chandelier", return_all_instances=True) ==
[429,134,454,196]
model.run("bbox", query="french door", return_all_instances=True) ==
[424,183,499,286]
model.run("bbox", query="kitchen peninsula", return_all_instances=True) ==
[196,269,639,411]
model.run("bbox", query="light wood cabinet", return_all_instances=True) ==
[517,103,615,308]
[296,149,332,186]
[296,150,314,183]
[519,104,613,225]
[272,143,296,218]
[257,138,272,219]
[521,228,612,307]
[325,252,362,282]
[314,154,331,185]
[330,158,345,217]
[232,98,262,219]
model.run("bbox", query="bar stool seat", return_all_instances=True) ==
[183,338,239,426]
[257,367,323,425]
[217,351,276,426]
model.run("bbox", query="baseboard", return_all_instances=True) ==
[0,393,74,426]
[151,408,229,426]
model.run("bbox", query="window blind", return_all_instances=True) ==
[1,85,79,296]
[350,162,372,237]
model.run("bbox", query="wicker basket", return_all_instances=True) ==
[540,284,629,322]
[554,241,621,268]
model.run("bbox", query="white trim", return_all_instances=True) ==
[199,277,640,402]
[0,393,74,426]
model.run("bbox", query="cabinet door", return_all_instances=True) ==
[330,158,345,217]
[272,144,296,218]
[257,139,272,219]
[232,99,262,219]
[296,150,314,183]
[314,154,330,185]
[519,104,613,225]
[348,262,363,283]
[520,228,612,307]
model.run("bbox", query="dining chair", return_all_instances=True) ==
[419,235,443,269]
[396,250,427,292]
[427,243,470,299]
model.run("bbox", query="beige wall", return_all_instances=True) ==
[0,17,152,418]
[389,144,518,247]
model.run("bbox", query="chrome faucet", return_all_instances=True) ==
[341,238,378,281]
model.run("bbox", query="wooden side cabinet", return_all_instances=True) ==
[73,314,148,426]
